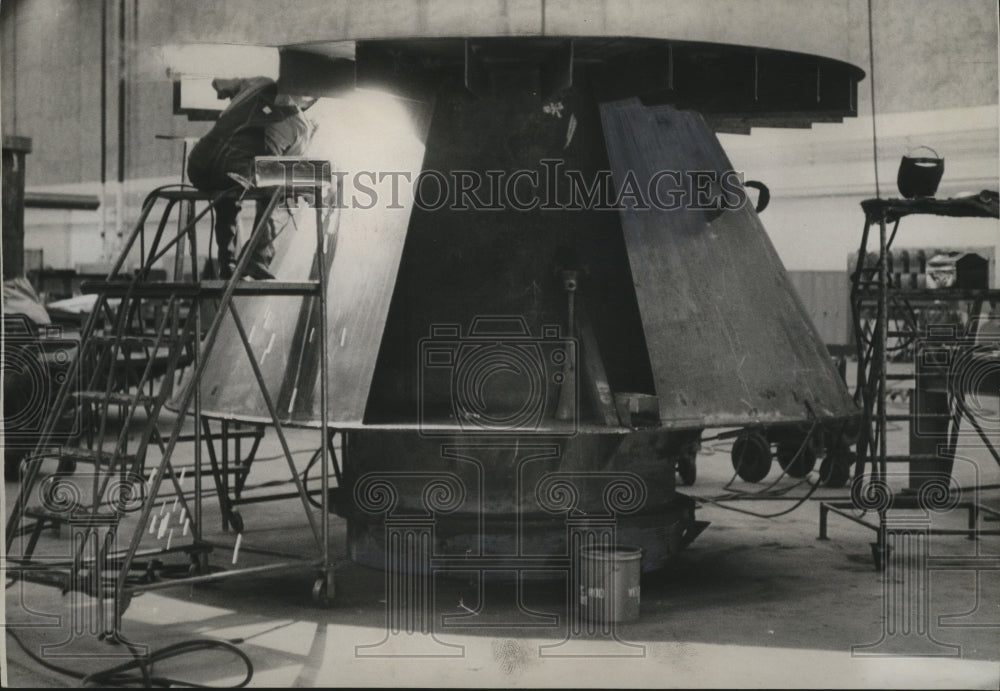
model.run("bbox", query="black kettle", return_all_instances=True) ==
[897,145,944,198]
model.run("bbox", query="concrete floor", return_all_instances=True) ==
[4,392,1000,688]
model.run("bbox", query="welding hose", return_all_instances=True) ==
[302,445,339,511]
[691,474,823,519]
[6,627,253,688]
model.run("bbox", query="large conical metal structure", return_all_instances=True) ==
[181,36,863,571]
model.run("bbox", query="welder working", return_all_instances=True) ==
[187,76,317,280]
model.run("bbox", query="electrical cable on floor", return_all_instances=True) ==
[6,627,253,688]
[688,420,840,510]
[708,476,813,503]
[691,475,822,519]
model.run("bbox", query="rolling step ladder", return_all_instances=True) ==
[819,196,1000,566]
[5,158,340,638]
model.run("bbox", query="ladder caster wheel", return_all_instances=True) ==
[188,552,209,578]
[312,573,335,607]
[229,511,244,533]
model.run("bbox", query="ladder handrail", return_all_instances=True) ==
[8,172,341,634]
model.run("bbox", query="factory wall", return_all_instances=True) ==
[0,0,997,276]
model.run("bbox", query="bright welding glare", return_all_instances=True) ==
[304,89,423,178]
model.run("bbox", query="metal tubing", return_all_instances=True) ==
[820,502,881,532]
[230,489,329,505]
[108,188,161,278]
[194,264,203,541]
[145,192,226,267]
[877,213,889,556]
[198,540,320,561]
[143,198,178,274]
[226,302,324,546]
[200,417,230,531]
[222,419,230,530]
[5,290,109,548]
[126,561,312,592]
[850,216,873,479]
[315,188,332,581]
[112,188,284,593]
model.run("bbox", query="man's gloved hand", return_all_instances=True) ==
[211,76,275,100]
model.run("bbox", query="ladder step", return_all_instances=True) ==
[56,446,138,467]
[71,390,155,407]
[82,279,322,298]
[89,334,190,348]
[882,454,951,463]
[885,373,914,380]
[25,506,120,523]
[884,413,953,422]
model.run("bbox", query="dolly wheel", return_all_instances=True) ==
[312,572,335,607]
[677,456,697,486]
[820,449,853,488]
[776,441,817,478]
[731,433,772,483]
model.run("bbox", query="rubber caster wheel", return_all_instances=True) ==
[188,552,210,579]
[229,510,244,534]
[145,559,164,583]
[312,573,335,607]
[677,456,697,486]
[731,433,772,483]
[777,441,817,478]
[820,449,854,488]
